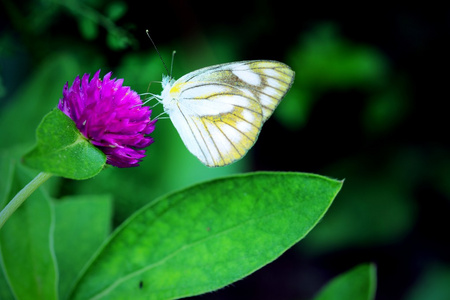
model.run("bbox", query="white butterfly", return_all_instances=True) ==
[156,60,295,167]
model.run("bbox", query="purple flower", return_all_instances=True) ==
[58,70,156,168]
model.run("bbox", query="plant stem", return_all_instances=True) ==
[0,172,52,230]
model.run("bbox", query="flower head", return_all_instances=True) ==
[58,70,156,168]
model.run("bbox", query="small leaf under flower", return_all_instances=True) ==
[23,109,106,179]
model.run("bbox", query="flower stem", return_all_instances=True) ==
[0,172,52,230]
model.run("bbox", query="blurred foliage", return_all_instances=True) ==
[1,1,449,299]
[279,23,408,134]
[1,0,134,51]
[404,264,450,300]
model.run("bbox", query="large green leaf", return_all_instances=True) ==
[0,164,57,300]
[23,109,106,180]
[0,151,15,209]
[54,194,113,300]
[0,264,14,300]
[313,263,377,300]
[71,172,342,300]
[0,151,18,300]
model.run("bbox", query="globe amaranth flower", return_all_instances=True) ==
[58,70,156,168]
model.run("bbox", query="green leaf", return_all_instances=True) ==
[0,151,15,209]
[54,194,113,300]
[0,151,17,300]
[71,172,342,300]
[23,108,106,180]
[313,263,377,300]
[0,267,14,300]
[0,164,58,300]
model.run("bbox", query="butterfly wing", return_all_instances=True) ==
[164,60,295,167]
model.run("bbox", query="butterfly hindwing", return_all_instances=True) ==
[162,60,295,167]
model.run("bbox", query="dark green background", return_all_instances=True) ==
[1,1,449,299]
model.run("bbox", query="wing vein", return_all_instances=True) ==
[176,103,210,164]
[215,122,244,157]
[222,118,257,145]
[199,118,224,165]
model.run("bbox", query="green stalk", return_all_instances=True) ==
[0,172,52,230]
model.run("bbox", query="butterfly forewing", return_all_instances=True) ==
[162,60,295,167]
[246,61,295,122]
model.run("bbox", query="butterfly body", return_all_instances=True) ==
[160,60,294,167]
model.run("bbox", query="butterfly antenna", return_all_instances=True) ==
[170,50,176,78]
[146,29,170,75]
[146,81,153,93]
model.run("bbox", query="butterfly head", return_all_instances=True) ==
[161,74,179,112]
[161,74,175,95]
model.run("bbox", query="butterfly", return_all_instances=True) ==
[157,60,295,167]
